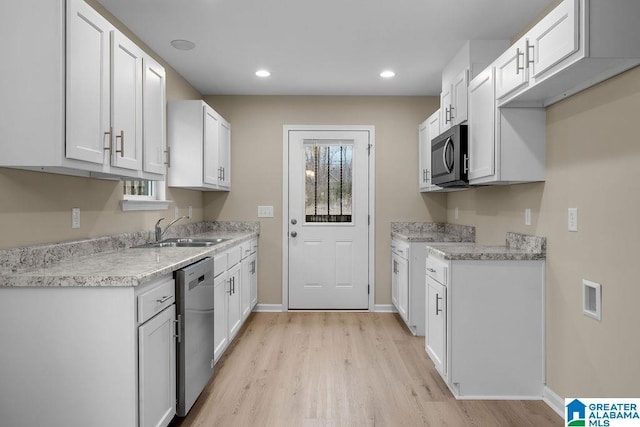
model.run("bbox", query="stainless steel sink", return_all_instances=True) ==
[133,238,230,248]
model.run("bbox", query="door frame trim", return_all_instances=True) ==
[282,125,375,311]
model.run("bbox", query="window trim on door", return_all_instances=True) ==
[282,125,376,312]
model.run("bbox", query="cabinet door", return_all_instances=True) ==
[426,278,446,377]
[495,40,529,100]
[227,263,242,340]
[391,255,399,309]
[426,112,441,190]
[218,119,231,188]
[250,252,258,309]
[213,272,228,362]
[451,68,468,125]
[397,255,409,323]
[528,0,579,79]
[439,87,453,132]
[142,55,166,175]
[241,256,252,320]
[468,67,496,181]
[138,305,176,427]
[111,31,143,171]
[66,0,112,165]
[203,106,220,185]
[418,121,429,190]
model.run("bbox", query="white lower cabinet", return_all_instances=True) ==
[424,253,544,399]
[241,239,258,320]
[213,240,258,363]
[391,239,432,336]
[138,303,176,427]
[0,275,176,427]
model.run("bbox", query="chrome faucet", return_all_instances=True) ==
[155,216,189,241]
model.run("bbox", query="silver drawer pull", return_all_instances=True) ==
[156,295,172,304]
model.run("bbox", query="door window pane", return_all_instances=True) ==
[304,141,353,223]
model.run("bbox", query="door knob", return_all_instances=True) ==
[290,231,298,238]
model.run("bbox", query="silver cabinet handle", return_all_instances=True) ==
[526,40,534,68]
[103,126,113,153]
[290,231,297,238]
[516,48,525,75]
[115,130,124,157]
[427,268,436,273]
[436,293,443,315]
[156,295,171,304]
[463,154,469,174]
[164,147,171,167]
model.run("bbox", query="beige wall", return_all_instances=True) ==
[0,0,204,249]
[448,66,640,397]
[202,96,444,306]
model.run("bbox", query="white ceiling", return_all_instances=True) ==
[96,0,555,96]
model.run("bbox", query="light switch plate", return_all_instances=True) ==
[568,208,578,232]
[258,206,274,218]
[525,208,531,226]
[71,208,80,229]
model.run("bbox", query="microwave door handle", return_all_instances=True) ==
[442,137,453,173]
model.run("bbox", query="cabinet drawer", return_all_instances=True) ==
[138,277,175,324]
[227,245,242,268]
[214,252,228,277]
[425,255,447,284]
[391,240,409,259]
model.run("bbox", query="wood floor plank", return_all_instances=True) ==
[171,312,562,427]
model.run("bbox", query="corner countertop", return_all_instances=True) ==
[0,222,258,288]
[390,222,475,243]
[425,232,546,261]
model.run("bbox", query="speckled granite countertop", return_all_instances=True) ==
[0,222,258,288]
[391,222,475,243]
[426,232,546,261]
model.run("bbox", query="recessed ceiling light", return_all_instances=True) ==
[170,39,196,51]
[255,69,271,78]
[380,70,396,78]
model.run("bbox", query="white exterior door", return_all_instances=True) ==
[287,129,371,309]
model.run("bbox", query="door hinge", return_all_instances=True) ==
[368,284,370,295]
[368,215,370,225]
[367,143,372,155]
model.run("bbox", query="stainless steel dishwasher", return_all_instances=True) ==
[175,257,215,417]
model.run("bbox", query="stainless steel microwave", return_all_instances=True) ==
[431,124,468,188]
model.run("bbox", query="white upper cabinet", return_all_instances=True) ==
[110,31,144,171]
[168,100,231,191]
[468,67,546,185]
[142,56,167,175]
[0,0,166,180]
[439,40,509,133]
[418,110,443,192]
[496,0,640,107]
[65,0,112,165]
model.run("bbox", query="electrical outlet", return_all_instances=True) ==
[188,206,193,219]
[258,206,274,218]
[568,208,578,232]
[525,208,531,226]
[174,206,180,220]
[454,207,459,220]
[71,208,80,229]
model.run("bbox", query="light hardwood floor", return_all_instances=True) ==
[171,312,562,427]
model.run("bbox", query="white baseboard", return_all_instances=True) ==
[374,304,397,313]
[543,386,564,418]
[253,304,283,312]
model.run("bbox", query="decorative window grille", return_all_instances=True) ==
[304,140,353,223]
